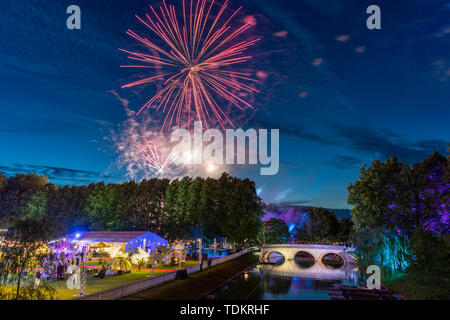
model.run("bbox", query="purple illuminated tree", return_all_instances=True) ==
[411,152,449,235]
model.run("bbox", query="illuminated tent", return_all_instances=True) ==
[61,231,168,253]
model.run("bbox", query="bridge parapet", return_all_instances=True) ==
[262,244,348,250]
[260,244,358,265]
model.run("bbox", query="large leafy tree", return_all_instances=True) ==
[0,186,56,300]
[296,207,340,242]
[411,152,449,235]
[0,173,49,220]
[21,191,47,219]
[348,157,411,232]
[215,174,263,244]
[338,218,354,242]
[46,183,97,235]
[162,173,263,244]
[85,183,123,231]
[162,177,195,241]
[263,218,290,244]
[196,177,220,240]
[0,217,55,300]
[123,178,169,232]
[347,158,414,274]
[348,152,450,282]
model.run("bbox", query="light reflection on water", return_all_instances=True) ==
[211,253,362,300]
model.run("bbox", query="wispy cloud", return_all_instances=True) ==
[257,119,448,165]
[327,155,361,169]
[328,123,448,164]
[108,90,129,107]
[0,164,120,185]
[275,200,312,206]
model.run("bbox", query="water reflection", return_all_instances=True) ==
[265,259,358,281]
[211,256,361,300]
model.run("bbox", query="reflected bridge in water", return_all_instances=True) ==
[261,259,359,281]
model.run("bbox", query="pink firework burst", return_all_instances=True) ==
[140,136,176,172]
[120,0,260,131]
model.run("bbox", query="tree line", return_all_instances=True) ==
[0,173,263,244]
[262,206,354,245]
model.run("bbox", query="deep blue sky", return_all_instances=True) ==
[0,0,449,209]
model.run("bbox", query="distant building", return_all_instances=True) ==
[60,231,168,253]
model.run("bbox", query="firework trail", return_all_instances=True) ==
[140,136,176,172]
[120,0,260,131]
[113,109,229,180]
[113,110,182,179]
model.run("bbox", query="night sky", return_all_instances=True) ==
[0,0,449,209]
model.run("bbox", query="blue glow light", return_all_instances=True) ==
[288,223,296,233]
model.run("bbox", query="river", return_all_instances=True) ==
[207,253,363,300]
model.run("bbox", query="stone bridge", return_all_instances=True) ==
[260,244,358,265]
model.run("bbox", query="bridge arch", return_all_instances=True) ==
[294,251,315,259]
[262,251,286,264]
[294,251,315,269]
[319,252,345,268]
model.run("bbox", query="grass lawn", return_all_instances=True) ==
[56,260,200,300]
[384,273,428,300]
[1,260,201,300]
[121,252,258,300]
[53,270,166,300]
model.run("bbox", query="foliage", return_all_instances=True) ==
[348,152,449,278]
[411,152,450,235]
[407,229,450,299]
[1,172,264,246]
[338,218,354,242]
[162,173,264,243]
[21,191,48,219]
[45,183,96,235]
[162,177,195,240]
[348,157,411,232]
[122,178,169,233]
[353,227,410,279]
[295,207,347,242]
[0,216,55,300]
[263,218,290,244]
[0,173,49,220]
[85,183,123,231]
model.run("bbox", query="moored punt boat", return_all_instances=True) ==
[329,284,406,300]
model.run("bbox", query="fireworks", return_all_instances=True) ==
[113,111,180,179]
[120,0,260,130]
[113,110,228,180]
[141,136,176,172]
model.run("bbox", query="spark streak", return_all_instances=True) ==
[120,0,259,131]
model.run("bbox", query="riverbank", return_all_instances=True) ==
[384,273,448,300]
[384,275,422,300]
[120,252,259,300]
